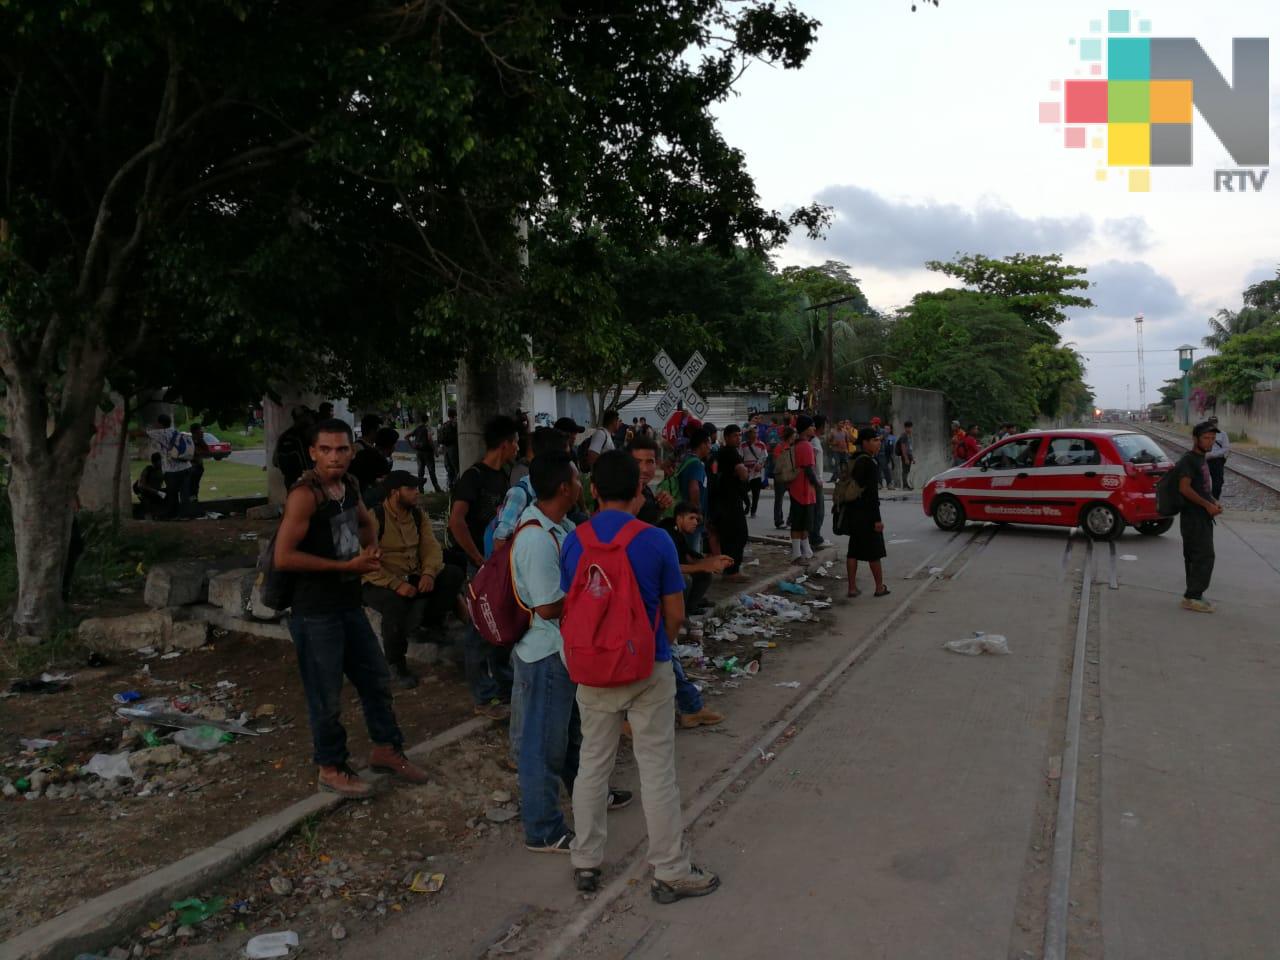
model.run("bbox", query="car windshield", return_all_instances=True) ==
[1112,433,1166,464]
[202,432,220,443]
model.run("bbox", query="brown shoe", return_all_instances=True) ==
[318,763,373,799]
[678,708,724,730]
[369,745,431,784]
[621,720,633,739]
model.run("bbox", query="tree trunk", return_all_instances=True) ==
[8,454,79,638]
[5,334,110,638]
[456,353,533,469]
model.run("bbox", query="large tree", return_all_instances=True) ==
[887,290,1039,428]
[924,253,1094,342]
[0,0,824,636]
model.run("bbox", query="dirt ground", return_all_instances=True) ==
[0,516,827,952]
[0,628,476,941]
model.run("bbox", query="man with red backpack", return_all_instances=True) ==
[559,450,720,904]
[510,452,633,853]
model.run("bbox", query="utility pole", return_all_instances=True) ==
[825,303,835,423]
[1134,313,1147,420]
[804,294,863,421]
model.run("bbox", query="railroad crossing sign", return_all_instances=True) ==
[653,350,709,420]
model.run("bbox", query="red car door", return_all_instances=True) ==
[1035,436,1110,524]
[967,436,1045,522]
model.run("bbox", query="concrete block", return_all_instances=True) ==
[247,576,284,622]
[187,604,292,641]
[167,619,209,651]
[78,610,171,652]
[143,562,211,609]
[208,568,255,617]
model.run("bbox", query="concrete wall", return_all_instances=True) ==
[891,385,950,484]
[1206,386,1280,446]
[78,391,132,512]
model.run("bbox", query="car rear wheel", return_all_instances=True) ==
[213,454,228,461]
[932,495,966,532]
[1081,503,1122,541]
[1137,518,1174,536]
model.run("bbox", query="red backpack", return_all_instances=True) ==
[561,518,659,688]
[464,519,541,648]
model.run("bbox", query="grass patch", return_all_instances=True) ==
[130,458,269,500]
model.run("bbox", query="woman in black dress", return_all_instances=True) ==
[835,427,888,598]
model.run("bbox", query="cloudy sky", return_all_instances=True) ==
[713,0,1280,408]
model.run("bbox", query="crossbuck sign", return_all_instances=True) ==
[653,350,709,420]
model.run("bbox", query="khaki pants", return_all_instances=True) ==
[571,664,691,882]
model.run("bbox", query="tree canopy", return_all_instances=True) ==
[0,0,827,635]
[924,253,1094,342]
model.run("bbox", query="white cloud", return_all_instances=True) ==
[802,185,1096,270]
[1101,217,1155,254]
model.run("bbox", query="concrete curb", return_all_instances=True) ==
[1,717,493,960]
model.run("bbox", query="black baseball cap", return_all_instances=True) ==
[385,470,419,489]
[554,417,585,435]
[1192,421,1219,437]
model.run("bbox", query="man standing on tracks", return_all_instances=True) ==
[1205,416,1230,501]
[1174,421,1223,613]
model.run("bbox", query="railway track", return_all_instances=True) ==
[1123,421,1280,497]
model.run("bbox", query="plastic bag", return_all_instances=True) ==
[943,632,1010,656]
[244,931,299,959]
[84,752,135,780]
[175,726,232,752]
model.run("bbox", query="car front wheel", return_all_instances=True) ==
[1081,503,1122,541]
[932,495,966,532]
[1137,518,1174,536]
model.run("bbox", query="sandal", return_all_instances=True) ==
[873,587,891,597]
[846,588,861,598]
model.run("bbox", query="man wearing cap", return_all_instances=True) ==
[362,471,466,686]
[1205,416,1231,501]
[1172,421,1223,613]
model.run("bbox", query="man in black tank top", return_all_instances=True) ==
[274,419,430,798]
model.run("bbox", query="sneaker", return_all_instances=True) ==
[678,708,724,730]
[475,699,511,721]
[527,830,574,854]
[389,663,419,690]
[651,865,720,904]
[607,789,634,811]
[574,867,602,892]
[318,763,373,799]
[1180,597,1214,613]
[369,744,431,784]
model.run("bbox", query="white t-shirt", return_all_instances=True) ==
[147,427,192,474]
[810,436,825,478]
[586,427,614,456]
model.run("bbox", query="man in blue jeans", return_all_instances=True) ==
[447,415,521,719]
[274,419,430,798]
[511,452,632,852]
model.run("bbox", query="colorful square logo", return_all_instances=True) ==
[1040,13,1270,191]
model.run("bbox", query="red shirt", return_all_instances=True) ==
[789,437,816,505]
[960,435,980,461]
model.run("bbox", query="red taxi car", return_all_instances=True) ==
[922,429,1174,540]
